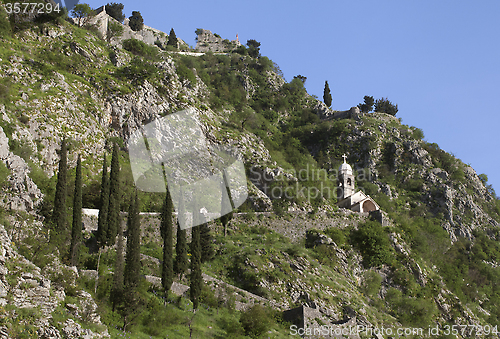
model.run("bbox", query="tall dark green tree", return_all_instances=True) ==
[167,28,178,48]
[190,205,202,310]
[161,188,174,298]
[52,138,68,235]
[69,155,82,267]
[174,223,188,279]
[174,188,188,280]
[200,223,214,263]
[124,191,141,289]
[190,224,202,310]
[358,95,374,113]
[96,154,109,247]
[128,11,144,31]
[111,212,124,312]
[105,2,125,22]
[323,80,332,107]
[106,143,120,246]
[220,170,233,237]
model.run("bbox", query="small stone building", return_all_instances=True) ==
[336,155,380,213]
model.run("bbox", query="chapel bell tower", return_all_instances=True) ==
[337,154,355,200]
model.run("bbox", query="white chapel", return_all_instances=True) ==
[336,154,380,213]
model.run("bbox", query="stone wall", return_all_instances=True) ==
[83,6,186,49]
[195,29,241,53]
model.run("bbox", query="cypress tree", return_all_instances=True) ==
[167,28,178,48]
[323,81,332,107]
[69,155,82,267]
[220,171,233,237]
[190,223,202,310]
[124,191,141,289]
[52,138,68,234]
[161,188,174,298]
[96,154,109,248]
[107,143,120,246]
[200,223,214,263]
[174,223,188,280]
[174,188,188,279]
[111,211,124,311]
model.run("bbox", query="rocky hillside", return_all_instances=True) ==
[1,3,500,338]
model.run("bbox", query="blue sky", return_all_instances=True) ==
[82,0,500,195]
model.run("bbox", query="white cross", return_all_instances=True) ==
[342,154,347,163]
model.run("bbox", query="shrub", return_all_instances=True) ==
[239,304,272,338]
[0,5,11,38]
[115,57,158,86]
[324,227,347,247]
[175,63,196,85]
[122,39,158,59]
[0,161,9,188]
[362,270,382,297]
[350,220,395,267]
[0,78,11,104]
[9,139,32,162]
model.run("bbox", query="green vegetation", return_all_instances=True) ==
[106,143,120,246]
[160,189,174,297]
[374,97,398,116]
[128,11,144,31]
[190,214,203,310]
[52,139,68,235]
[323,80,332,107]
[358,95,374,113]
[107,20,124,43]
[122,38,158,59]
[96,154,109,247]
[124,191,141,289]
[167,28,178,48]
[71,4,93,27]
[105,2,125,22]
[69,155,82,266]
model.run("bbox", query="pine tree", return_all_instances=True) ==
[374,97,398,116]
[323,81,332,107]
[69,155,82,267]
[107,143,120,246]
[167,28,178,48]
[190,223,202,310]
[96,154,109,248]
[161,188,174,298]
[52,138,68,235]
[358,95,374,113]
[105,2,125,22]
[200,223,214,263]
[124,191,141,289]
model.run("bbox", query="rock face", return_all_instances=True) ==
[0,126,42,213]
[0,224,109,338]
